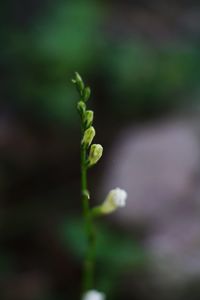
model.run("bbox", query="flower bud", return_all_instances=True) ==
[82,290,106,300]
[72,72,84,94]
[83,86,91,102]
[100,188,127,214]
[84,110,94,128]
[77,101,86,116]
[88,144,103,167]
[82,126,95,148]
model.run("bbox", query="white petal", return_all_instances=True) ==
[82,290,106,300]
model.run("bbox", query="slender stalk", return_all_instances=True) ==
[72,72,99,296]
[72,72,127,300]
[81,144,96,292]
[81,146,89,218]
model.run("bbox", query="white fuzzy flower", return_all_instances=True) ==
[101,187,127,214]
[82,290,106,300]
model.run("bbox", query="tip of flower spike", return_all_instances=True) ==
[72,72,85,94]
[72,72,81,83]
[82,290,106,300]
[75,71,82,79]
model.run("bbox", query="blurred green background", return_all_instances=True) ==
[1,0,200,299]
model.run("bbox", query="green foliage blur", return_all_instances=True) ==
[2,0,200,125]
[62,218,145,299]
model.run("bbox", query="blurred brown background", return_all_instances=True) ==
[1,0,200,299]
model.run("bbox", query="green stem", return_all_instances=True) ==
[81,146,89,218]
[81,145,96,292]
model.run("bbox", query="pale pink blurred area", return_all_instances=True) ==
[101,117,200,295]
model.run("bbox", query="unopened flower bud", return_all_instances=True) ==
[82,126,95,148]
[82,290,106,300]
[72,72,84,94]
[84,110,94,128]
[77,101,86,116]
[83,86,91,102]
[100,188,127,214]
[88,144,103,167]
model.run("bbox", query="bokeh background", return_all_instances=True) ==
[2,0,200,299]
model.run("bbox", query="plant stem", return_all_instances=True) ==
[81,144,96,292]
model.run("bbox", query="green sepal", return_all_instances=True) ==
[77,101,86,117]
[83,86,91,102]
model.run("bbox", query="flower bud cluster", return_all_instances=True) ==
[73,72,127,220]
[72,72,103,167]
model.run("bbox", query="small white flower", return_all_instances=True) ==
[101,187,127,214]
[82,290,106,300]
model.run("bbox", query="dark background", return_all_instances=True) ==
[1,0,200,299]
